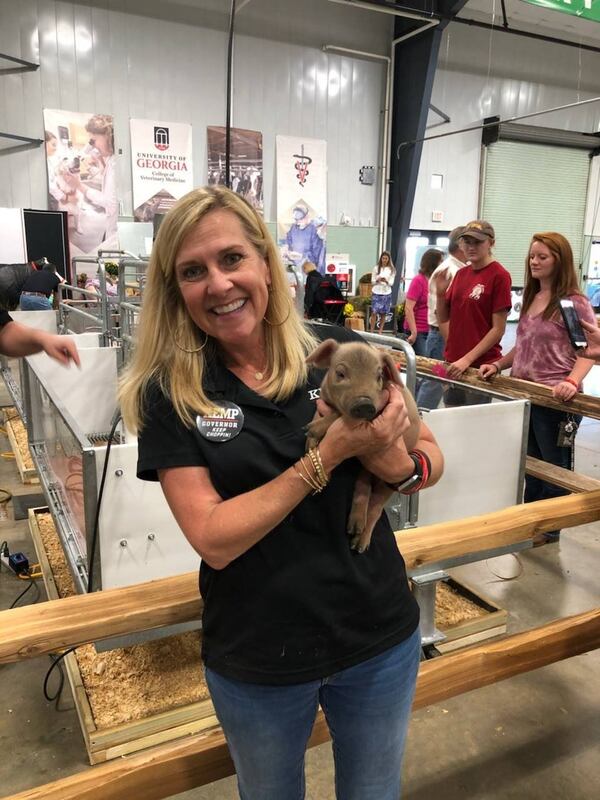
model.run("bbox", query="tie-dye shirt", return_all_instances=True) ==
[510,294,596,387]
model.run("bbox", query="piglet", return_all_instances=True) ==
[306,339,421,553]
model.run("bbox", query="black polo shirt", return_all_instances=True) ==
[0,310,12,326]
[21,270,60,297]
[137,325,419,685]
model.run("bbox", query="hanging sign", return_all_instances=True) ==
[276,135,327,274]
[519,0,600,23]
[130,119,193,223]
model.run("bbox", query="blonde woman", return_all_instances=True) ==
[119,186,442,800]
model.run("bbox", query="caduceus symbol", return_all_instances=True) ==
[293,145,312,187]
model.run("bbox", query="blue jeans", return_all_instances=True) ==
[417,328,444,410]
[20,294,51,310]
[525,405,580,537]
[205,626,421,800]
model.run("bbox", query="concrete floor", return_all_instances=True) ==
[1,354,600,799]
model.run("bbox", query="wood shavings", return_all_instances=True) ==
[35,512,210,729]
[4,409,35,470]
[435,581,487,628]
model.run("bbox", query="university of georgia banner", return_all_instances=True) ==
[130,119,193,222]
[276,135,327,274]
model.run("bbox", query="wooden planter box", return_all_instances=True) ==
[435,577,508,654]
[27,507,220,765]
[4,410,39,484]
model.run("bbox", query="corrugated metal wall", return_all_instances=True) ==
[411,22,600,232]
[481,140,590,282]
[0,0,389,226]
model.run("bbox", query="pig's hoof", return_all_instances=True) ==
[348,527,365,552]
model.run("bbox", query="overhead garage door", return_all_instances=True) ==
[481,140,590,285]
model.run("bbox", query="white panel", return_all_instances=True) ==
[97,442,200,590]
[0,209,27,261]
[26,346,118,433]
[9,309,57,332]
[417,400,527,526]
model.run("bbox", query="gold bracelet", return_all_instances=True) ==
[296,458,324,493]
[307,447,329,487]
[294,462,320,493]
[305,454,329,492]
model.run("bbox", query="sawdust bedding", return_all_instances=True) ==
[36,512,210,729]
[33,504,483,728]
[435,581,487,628]
[4,407,35,470]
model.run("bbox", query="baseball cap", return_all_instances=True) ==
[448,226,466,249]
[461,220,495,241]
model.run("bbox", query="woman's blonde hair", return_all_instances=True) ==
[119,186,317,432]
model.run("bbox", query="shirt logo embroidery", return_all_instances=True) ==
[308,388,321,401]
[469,284,485,300]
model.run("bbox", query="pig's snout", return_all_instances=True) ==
[349,397,377,420]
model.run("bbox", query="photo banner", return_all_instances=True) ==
[130,119,193,222]
[207,126,263,212]
[276,135,327,274]
[43,109,119,257]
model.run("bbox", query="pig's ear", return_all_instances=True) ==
[306,339,339,368]
[381,352,403,387]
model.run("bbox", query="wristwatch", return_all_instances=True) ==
[386,453,424,493]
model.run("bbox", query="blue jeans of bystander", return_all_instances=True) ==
[20,293,51,311]
[417,328,445,409]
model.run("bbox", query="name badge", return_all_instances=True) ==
[196,401,244,442]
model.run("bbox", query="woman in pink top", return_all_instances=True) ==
[404,249,443,356]
[480,232,597,542]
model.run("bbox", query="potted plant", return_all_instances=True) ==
[358,272,372,298]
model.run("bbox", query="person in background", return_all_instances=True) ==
[480,232,597,543]
[403,249,443,356]
[45,131,64,212]
[303,260,323,318]
[417,228,466,410]
[19,259,63,310]
[119,185,443,800]
[285,263,299,301]
[85,267,118,298]
[284,204,325,273]
[0,308,79,366]
[66,114,118,242]
[435,220,511,405]
[580,319,600,360]
[370,251,396,334]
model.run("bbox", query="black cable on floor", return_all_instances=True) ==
[9,575,40,608]
[43,648,76,710]
[87,410,122,593]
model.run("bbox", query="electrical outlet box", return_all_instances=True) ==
[431,210,444,223]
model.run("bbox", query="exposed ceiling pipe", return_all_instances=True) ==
[327,0,437,22]
[397,95,600,153]
[225,0,236,189]
[453,16,600,56]
[327,0,600,56]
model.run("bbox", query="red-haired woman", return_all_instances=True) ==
[480,232,598,542]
